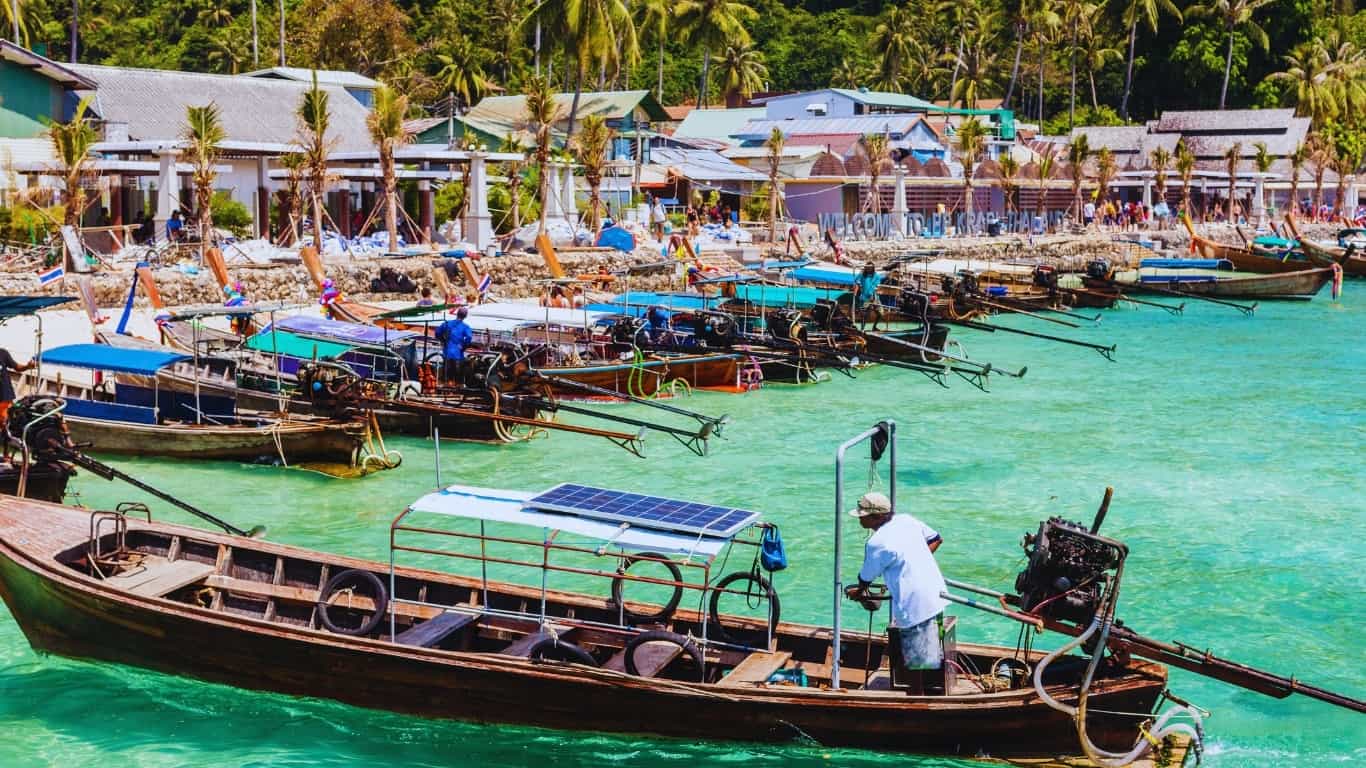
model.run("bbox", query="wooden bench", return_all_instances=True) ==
[717,650,793,687]
[105,558,214,598]
[604,639,684,677]
[393,611,479,649]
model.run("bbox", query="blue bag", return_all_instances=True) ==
[759,525,788,572]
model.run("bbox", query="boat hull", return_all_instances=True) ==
[61,416,364,464]
[0,462,73,503]
[0,500,1166,758]
[539,354,739,398]
[1091,268,1333,300]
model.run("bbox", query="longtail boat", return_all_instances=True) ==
[1182,216,1318,274]
[1,421,1357,763]
[1089,260,1333,301]
[1284,213,1366,277]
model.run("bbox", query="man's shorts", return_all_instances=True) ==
[895,614,944,670]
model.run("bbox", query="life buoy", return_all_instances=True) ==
[526,636,600,666]
[623,629,705,681]
[609,552,684,625]
[707,570,781,647]
[317,569,388,636]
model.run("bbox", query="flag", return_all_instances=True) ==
[38,265,65,286]
[477,273,492,294]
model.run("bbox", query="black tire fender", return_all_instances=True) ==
[317,569,388,637]
[609,552,684,625]
[707,571,781,647]
[623,629,705,681]
[527,636,599,667]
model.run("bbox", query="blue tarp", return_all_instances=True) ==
[1139,258,1232,270]
[732,283,849,309]
[271,315,416,347]
[595,226,636,254]
[789,265,879,289]
[40,344,188,375]
[0,295,74,318]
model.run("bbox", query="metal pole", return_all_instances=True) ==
[250,0,259,67]
[433,427,441,487]
[277,0,285,66]
[832,421,894,690]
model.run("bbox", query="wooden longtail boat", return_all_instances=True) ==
[0,495,1177,762]
[1181,217,1316,274]
[1090,266,1333,301]
[1284,213,1366,277]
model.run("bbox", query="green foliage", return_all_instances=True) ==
[1043,105,1127,135]
[743,183,771,221]
[434,181,464,226]
[210,192,253,238]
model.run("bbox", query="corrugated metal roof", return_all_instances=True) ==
[672,108,764,144]
[242,67,380,90]
[67,63,374,151]
[722,145,825,160]
[467,90,669,126]
[649,147,765,183]
[1154,109,1296,133]
[0,40,96,89]
[735,115,925,142]
[829,88,936,110]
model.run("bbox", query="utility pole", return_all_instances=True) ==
[277,0,286,66]
[69,0,77,62]
[446,92,455,147]
[534,22,541,75]
[11,0,18,44]
[251,0,259,67]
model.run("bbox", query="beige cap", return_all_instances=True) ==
[848,491,893,518]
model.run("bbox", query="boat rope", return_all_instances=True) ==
[270,421,289,468]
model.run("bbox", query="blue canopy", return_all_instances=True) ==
[1139,258,1232,270]
[0,296,75,318]
[40,344,189,375]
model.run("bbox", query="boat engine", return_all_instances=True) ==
[5,395,76,457]
[1032,265,1059,291]
[611,316,647,345]
[766,309,807,342]
[690,310,737,348]
[297,362,369,413]
[1013,517,1127,624]
[1086,259,1112,280]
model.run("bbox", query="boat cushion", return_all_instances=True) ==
[392,611,478,648]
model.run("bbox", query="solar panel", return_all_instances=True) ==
[524,483,759,538]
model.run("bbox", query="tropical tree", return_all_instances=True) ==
[1079,17,1122,109]
[833,58,863,89]
[1065,133,1090,221]
[714,42,767,108]
[1149,145,1172,206]
[366,84,410,253]
[1250,140,1273,219]
[1094,147,1117,213]
[1175,139,1196,218]
[279,152,305,243]
[436,37,495,112]
[1036,152,1055,221]
[870,5,917,93]
[183,102,226,249]
[499,135,529,230]
[1309,134,1329,219]
[46,96,98,233]
[1030,0,1062,123]
[573,114,612,237]
[859,132,891,214]
[955,118,988,222]
[1059,0,1090,129]
[4,0,30,45]
[1323,30,1366,120]
[951,11,1002,109]
[638,0,672,101]
[1288,140,1308,216]
[764,127,785,245]
[676,0,757,109]
[1118,0,1182,119]
[1223,142,1242,222]
[999,152,1020,219]
[295,72,334,251]
[524,74,558,235]
[1186,0,1275,110]
[1269,40,1340,128]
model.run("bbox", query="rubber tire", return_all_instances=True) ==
[707,571,781,647]
[623,629,705,681]
[317,569,388,637]
[527,636,599,667]
[609,552,684,625]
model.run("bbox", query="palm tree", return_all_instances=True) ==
[279,153,305,243]
[1149,145,1172,206]
[1030,0,1062,123]
[870,5,916,93]
[557,0,637,137]
[1250,140,1273,220]
[573,114,613,237]
[1003,0,1032,109]
[1269,40,1340,128]
[1323,29,1366,120]
[295,72,334,251]
[936,0,982,108]
[638,0,672,101]
[833,58,862,89]
[1036,152,1055,221]
[1079,16,1122,108]
[1119,0,1182,119]
[714,42,767,108]
[499,135,529,230]
[1095,146,1117,212]
[859,132,891,214]
[436,37,495,113]
[951,12,1002,109]
[47,96,97,235]
[676,0,757,109]
[955,118,989,222]
[1309,134,1329,219]
[523,74,558,235]
[764,127,785,246]
[1288,140,1308,216]
[999,152,1020,220]
[183,102,226,250]
[1175,139,1195,218]
[1186,0,1275,109]
[1059,0,1089,129]
[1065,133,1090,221]
[366,84,410,253]
[4,0,27,45]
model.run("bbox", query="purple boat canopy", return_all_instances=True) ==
[268,315,417,348]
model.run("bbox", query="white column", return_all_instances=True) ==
[1345,175,1359,212]
[891,166,908,236]
[1141,177,1152,208]
[561,163,579,226]
[543,163,564,223]
[463,152,494,250]
[153,148,180,243]
[1253,175,1267,229]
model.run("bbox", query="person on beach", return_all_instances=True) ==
[648,194,666,240]
[417,287,435,307]
[0,348,36,435]
[435,306,474,384]
[856,264,883,331]
[1082,200,1096,228]
[166,210,185,243]
[843,492,947,686]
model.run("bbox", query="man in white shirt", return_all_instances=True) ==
[844,491,947,674]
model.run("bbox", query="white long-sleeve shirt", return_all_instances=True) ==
[858,514,947,628]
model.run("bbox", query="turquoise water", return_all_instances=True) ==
[1,293,1362,767]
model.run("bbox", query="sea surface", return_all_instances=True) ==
[0,291,1362,767]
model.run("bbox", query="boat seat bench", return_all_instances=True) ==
[603,639,684,677]
[393,611,479,648]
[718,651,793,687]
[104,558,215,598]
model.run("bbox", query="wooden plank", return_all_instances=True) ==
[603,640,683,677]
[501,627,574,658]
[202,574,445,620]
[717,650,793,687]
[393,612,478,648]
[105,558,214,598]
